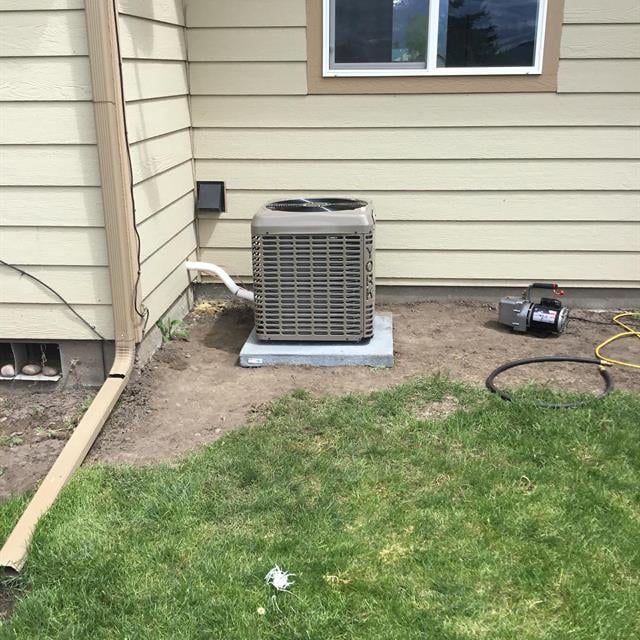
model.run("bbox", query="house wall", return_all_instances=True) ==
[188,0,640,291]
[0,0,114,340]
[117,0,197,331]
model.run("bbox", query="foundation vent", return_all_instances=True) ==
[0,342,62,381]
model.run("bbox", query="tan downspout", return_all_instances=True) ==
[0,0,140,572]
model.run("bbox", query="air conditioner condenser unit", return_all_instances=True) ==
[251,198,375,342]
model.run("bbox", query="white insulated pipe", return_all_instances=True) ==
[186,261,254,303]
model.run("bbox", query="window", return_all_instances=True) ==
[324,0,547,77]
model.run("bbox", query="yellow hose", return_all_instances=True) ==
[594,312,640,370]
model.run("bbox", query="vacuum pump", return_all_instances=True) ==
[498,283,569,334]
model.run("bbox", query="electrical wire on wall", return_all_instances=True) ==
[111,0,149,334]
[0,259,106,341]
[1,4,151,375]
[1,5,148,368]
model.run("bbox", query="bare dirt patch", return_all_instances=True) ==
[0,581,17,621]
[0,387,94,500]
[413,395,460,421]
[1,302,638,500]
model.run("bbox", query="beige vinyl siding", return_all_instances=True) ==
[558,60,640,92]
[197,249,639,289]
[0,58,93,101]
[195,159,639,191]
[0,10,88,56]
[189,0,640,290]
[200,220,640,252]
[0,3,113,341]
[117,0,196,331]
[195,128,640,159]
[132,161,194,224]
[129,129,192,184]
[190,62,308,95]
[0,103,97,144]
[0,305,114,341]
[119,16,186,60]
[190,94,640,127]
[213,191,640,222]
[126,96,191,143]
[0,2,84,9]
[564,0,640,24]
[561,24,640,58]
[117,0,184,25]
[122,61,188,101]
[1,146,101,185]
[188,28,307,62]
[1,266,111,305]
[1,227,108,266]
[0,187,104,227]
[138,192,195,261]
[186,0,306,28]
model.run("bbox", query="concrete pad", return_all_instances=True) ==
[240,313,394,368]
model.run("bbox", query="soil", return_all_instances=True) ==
[0,582,16,620]
[1,301,638,502]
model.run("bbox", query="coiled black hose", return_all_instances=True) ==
[486,356,613,409]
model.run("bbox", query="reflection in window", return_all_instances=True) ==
[327,0,547,75]
[335,0,429,64]
[438,0,540,67]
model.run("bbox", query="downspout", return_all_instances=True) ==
[0,0,140,572]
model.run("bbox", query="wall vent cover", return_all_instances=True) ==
[251,198,375,342]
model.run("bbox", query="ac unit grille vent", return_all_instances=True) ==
[266,198,368,213]
[252,232,374,341]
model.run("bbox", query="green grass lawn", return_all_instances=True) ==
[1,377,639,639]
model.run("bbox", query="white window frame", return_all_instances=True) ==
[323,0,548,77]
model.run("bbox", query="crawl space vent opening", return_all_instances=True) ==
[0,342,62,381]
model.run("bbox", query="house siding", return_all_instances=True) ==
[117,0,197,331]
[0,1,113,340]
[188,0,640,290]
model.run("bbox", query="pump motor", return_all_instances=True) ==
[498,283,569,334]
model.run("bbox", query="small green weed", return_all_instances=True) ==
[34,427,66,441]
[79,396,93,413]
[0,432,23,448]
[61,394,95,433]
[156,318,189,343]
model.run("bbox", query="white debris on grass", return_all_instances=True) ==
[271,595,282,613]
[265,565,295,592]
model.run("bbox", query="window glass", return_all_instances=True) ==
[437,0,540,68]
[327,0,546,75]
[334,0,429,65]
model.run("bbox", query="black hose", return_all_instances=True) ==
[486,356,613,409]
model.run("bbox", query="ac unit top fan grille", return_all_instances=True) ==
[266,198,368,213]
